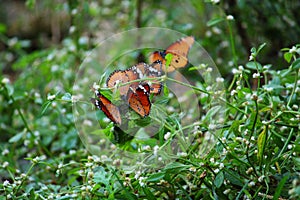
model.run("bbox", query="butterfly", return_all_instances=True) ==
[149,36,194,72]
[127,83,151,117]
[106,61,162,96]
[91,82,152,124]
[91,90,122,125]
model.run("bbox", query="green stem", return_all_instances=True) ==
[287,69,299,108]
[10,95,34,136]
[15,163,36,194]
[246,99,259,177]
[226,17,237,66]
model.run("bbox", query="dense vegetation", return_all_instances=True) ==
[0,1,299,199]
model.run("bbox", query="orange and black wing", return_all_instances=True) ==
[145,61,163,95]
[127,83,151,117]
[91,90,122,124]
[149,36,194,72]
[106,70,130,96]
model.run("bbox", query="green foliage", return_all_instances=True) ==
[0,1,300,200]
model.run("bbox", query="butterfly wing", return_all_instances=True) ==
[127,83,151,117]
[149,36,194,72]
[165,36,194,72]
[91,90,122,124]
[145,61,162,94]
[106,70,131,96]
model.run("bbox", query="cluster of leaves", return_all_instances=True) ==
[0,0,299,199]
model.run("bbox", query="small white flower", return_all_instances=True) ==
[189,167,197,172]
[3,180,10,187]
[253,73,260,79]
[287,144,293,149]
[223,189,231,195]
[153,145,159,156]
[206,67,213,72]
[79,36,89,45]
[216,77,224,83]
[47,94,56,101]
[71,9,78,15]
[205,30,212,37]
[24,140,30,146]
[211,0,220,4]
[83,119,93,126]
[212,27,222,35]
[178,152,188,157]
[85,162,93,167]
[2,149,9,156]
[230,90,237,96]
[110,144,116,150]
[100,155,108,160]
[138,176,146,187]
[208,124,216,130]
[2,161,9,168]
[219,163,224,169]
[164,132,171,140]
[246,167,253,174]
[249,54,254,61]
[248,181,255,187]
[69,26,76,34]
[226,15,234,20]
[214,168,220,173]
[258,175,265,182]
[1,77,10,84]
[232,68,240,75]
[289,46,297,53]
[134,171,141,179]
[51,65,59,72]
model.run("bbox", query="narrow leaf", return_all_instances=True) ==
[257,126,267,166]
[291,58,300,70]
[214,172,224,188]
[207,17,225,26]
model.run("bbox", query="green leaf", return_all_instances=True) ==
[207,17,225,26]
[164,162,191,172]
[224,171,243,187]
[142,187,156,200]
[147,172,165,182]
[214,172,224,188]
[257,43,266,54]
[257,126,267,166]
[205,106,221,120]
[26,0,36,9]
[291,58,300,70]
[62,93,72,101]
[284,52,293,63]
[9,130,26,143]
[0,23,7,34]
[273,174,289,200]
[5,84,14,96]
[165,53,173,69]
[40,101,52,116]
[246,61,263,71]
[250,47,256,54]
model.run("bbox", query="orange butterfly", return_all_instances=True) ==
[106,62,162,96]
[91,90,122,124]
[149,36,194,72]
[127,83,151,117]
